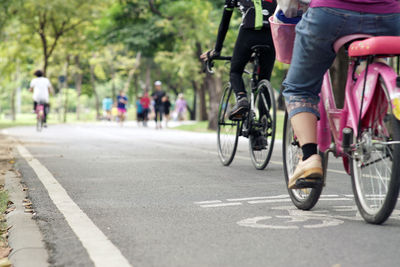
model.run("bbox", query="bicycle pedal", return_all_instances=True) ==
[295,178,323,189]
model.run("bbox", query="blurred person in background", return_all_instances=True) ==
[174,93,187,121]
[29,70,53,127]
[117,91,128,126]
[136,94,144,126]
[162,95,171,128]
[151,81,166,129]
[140,92,151,127]
[102,96,113,121]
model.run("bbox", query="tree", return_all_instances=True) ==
[16,0,105,75]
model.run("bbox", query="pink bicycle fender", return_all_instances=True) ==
[350,62,400,123]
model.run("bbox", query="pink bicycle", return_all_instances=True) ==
[282,35,400,224]
[35,101,46,132]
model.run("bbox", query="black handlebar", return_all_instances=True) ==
[204,56,232,74]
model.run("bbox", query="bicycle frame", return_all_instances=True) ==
[318,58,400,173]
[36,103,45,118]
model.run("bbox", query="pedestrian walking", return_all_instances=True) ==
[102,96,113,121]
[117,91,128,126]
[162,95,171,128]
[174,93,187,121]
[140,92,151,127]
[136,95,144,126]
[151,81,166,129]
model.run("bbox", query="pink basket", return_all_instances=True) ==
[269,16,296,64]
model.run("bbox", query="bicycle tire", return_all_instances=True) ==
[282,111,323,210]
[217,84,240,166]
[249,80,276,170]
[350,77,400,224]
[36,114,43,132]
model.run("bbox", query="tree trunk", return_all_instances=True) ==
[75,55,83,120]
[123,52,142,93]
[191,80,198,120]
[145,62,151,93]
[90,62,101,120]
[329,48,348,109]
[206,73,222,130]
[198,82,208,121]
[10,87,16,121]
[63,55,70,123]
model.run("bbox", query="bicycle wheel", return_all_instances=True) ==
[217,84,240,166]
[249,80,276,170]
[350,78,400,224]
[36,114,43,132]
[283,111,322,210]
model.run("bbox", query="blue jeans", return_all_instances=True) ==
[282,7,400,119]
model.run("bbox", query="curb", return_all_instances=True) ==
[5,171,49,267]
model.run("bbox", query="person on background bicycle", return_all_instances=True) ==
[200,0,277,148]
[29,70,53,127]
[282,0,400,189]
[201,0,277,117]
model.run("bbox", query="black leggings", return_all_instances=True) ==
[33,102,50,123]
[154,106,163,123]
[230,27,275,96]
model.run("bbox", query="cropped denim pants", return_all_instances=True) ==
[282,7,400,119]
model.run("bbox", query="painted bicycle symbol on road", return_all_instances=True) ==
[195,195,400,229]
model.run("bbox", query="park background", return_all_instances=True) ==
[0,0,353,131]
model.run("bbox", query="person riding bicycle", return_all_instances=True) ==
[201,0,277,149]
[29,70,53,127]
[282,0,400,189]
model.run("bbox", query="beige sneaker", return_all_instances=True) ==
[288,154,323,189]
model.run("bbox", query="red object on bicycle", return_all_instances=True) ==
[349,36,400,57]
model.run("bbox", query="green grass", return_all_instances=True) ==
[173,121,214,133]
[0,189,8,241]
[173,111,285,140]
[0,112,101,129]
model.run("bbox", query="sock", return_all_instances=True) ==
[302,143,317,161]
[237,93,247,100]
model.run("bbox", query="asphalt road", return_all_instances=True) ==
[4,122,400,267]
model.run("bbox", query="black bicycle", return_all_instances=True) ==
[206,45,277,170]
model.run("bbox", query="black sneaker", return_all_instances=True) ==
[252,135,268,151]
[229,97,249,121]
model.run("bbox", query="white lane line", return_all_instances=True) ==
[194,200,222,204]
[319,198,351,201]
[248,199,293,204]
[227,195,289,202]
[16,144,132,267]
[200,203,242,208]
[319,195,340,198]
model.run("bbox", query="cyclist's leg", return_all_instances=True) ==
[256,27,276,113]
[44,103,49,123]
[229,28,257,119]
[282,7,343,186]
[33,101,37,113]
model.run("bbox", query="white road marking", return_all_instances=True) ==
[16,144,132,267]
[319,198,352,201]
[248,199,292,204]
[194,200,222,204]
[226,195,289,202]
[200,203,242,208]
